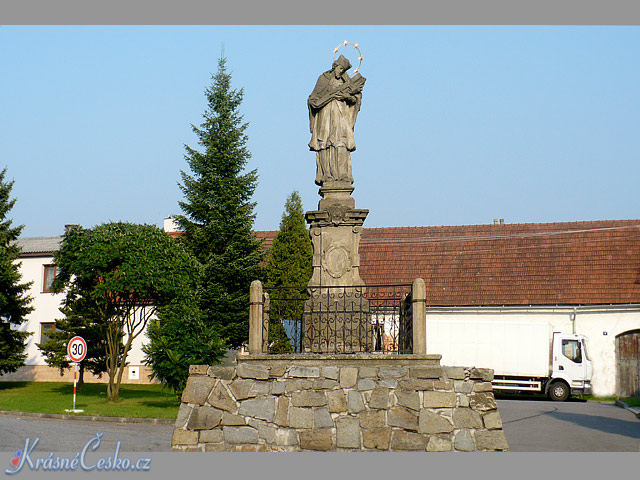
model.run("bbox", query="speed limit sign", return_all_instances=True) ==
[67,336,87,363]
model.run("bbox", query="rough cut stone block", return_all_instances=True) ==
[187,405,223,430]
[288,407,314,429]
[189,365,209,375]
[172,429,199,446]
[237,363,270,380]
[457,394,470,408]
[478,368,494,382]
[474,382,493,393]
[248,419,277,444]
[291,390,327,407]
[208,366,235,380]
[444,367,466,380]
[399,379,434,391]
[359,410,386,429]
[269,365,287,378]
[182,376,216,405]
[249,381,270,397]
[239,397,276,422]
[454,429,475,452]
[340,367,358,388]
[300,429,334,451]
[433,380,454,391]
[423,391,457,408]
[426,436,452,452]
[369,386,390,409]
[336,416,360,448]
[313,379,339,389]
[285,379,312,393]
[377,379,398,389]
[395,390,420,411]
[322,366,339,380]
[276,428,298,446]
[208,382,237,413]
[452,408,483,429]
[223,426,259,444]
[347,390,365,413]
[454,380,474,394]
[232,444,267,452]
[390,430,427,451]
[409,366,442,379]
[357,379,375,391]
[289,366,321,378]
[378,366,407,379]
[363,428,391,450]
[388,406,418,431]
[482,411,503,430]
[314,408,334,428]
[174,404,192,429]
[418,410,454,434]
[327,390,347,413]
[469,393,497,412]
[475,430,508,451]
[358,366,377,378]
[275,396,289,426]
[271,380,285,395]
[229,380,253,401]
[204,443,226,452]
[222,412,246,426]
[199,429,224,443]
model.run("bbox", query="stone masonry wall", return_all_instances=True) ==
[172,354,508,452]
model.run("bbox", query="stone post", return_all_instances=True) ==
[249,280,264,354]
[411,278,427,354]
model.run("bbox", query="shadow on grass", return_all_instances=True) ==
[0,382,30,391]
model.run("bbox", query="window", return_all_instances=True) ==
[40,323,55,344]
[562,339,582,364]
[43,265,56,292]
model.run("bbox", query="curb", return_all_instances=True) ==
[614,400,640,420]
[0,410,175,425]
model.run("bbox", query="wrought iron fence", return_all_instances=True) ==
[263,284,413,354]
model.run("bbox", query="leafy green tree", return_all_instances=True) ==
[37,298,117,392]
[0,167,33,375]
[174,56,264,348]
[265,191,312,352]
[52,222,199,402]
[143,301,226,397]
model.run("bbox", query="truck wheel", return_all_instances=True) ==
[548,381,570,402]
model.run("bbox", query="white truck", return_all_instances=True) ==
[426,319,593,401]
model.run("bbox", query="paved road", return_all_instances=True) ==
[497,398,640,451]
[0,414,174,453]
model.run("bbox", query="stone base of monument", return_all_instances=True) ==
[302,288,373,353]
[172,354,509,452]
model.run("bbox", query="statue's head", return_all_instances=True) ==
[332,55,351,77]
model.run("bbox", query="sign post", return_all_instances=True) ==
[65,336,87,413]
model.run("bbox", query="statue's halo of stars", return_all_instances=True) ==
[333,40,363,75]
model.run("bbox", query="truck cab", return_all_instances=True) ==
[546,332,593,401]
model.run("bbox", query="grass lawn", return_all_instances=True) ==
[0,382,180,419]
[621,396,640,407]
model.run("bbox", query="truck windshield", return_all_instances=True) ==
[562,339,582,363]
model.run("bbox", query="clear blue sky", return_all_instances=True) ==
[2,25,639,237]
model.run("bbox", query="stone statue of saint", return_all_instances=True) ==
[308,55,366,186]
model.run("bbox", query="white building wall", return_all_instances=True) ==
[425,306,640,397]
[14,255,151,372]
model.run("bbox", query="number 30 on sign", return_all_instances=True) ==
[67,336,87,363]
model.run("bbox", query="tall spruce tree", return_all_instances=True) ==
[175,57,264,348]
[0,167,33,375]
[265,190,312,352]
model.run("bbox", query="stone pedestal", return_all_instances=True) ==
[304,182,370,353]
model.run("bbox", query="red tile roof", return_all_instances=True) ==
[258,219,640,307]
